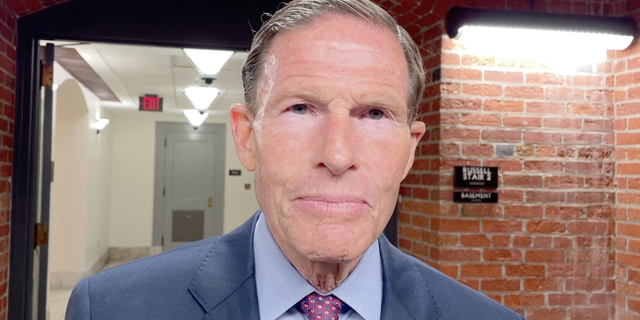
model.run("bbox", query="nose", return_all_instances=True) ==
[318,111,356,175]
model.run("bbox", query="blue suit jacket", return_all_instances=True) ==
[66,213,526,319]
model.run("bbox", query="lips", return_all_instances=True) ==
[292,196,370,214]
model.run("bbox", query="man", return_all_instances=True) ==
[66,0,526,319]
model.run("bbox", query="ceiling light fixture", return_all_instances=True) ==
[446,7,637,65]
[184,109,209,128]
[183,48,234,75]
[90,118,110,134]
[184,86,219,111]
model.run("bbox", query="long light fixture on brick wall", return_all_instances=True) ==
[446,7,637,67]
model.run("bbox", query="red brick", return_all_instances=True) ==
[526,250,565,263]
[483,220,523,232]
[481,279,521,292]
[484,71,524,83]
[460,234,491,247]
[536,145,555,157]
[481,130,521,142]
[503,175,542,188]
[524,160,562,172]
[619,223,640,237]
[441,83,461,95]
[462,84,503,97]
[505,264,545,277]
[545,176,584,189]
[564,162,602,174]
[565,279,605,291]
[617,102,640,116]
[441,53,460,65]
[567,192,612,204]
[526,308,568,320]
[526,72,564,85]
[523,132,561,144]
[441,98,482,111]
[585,176,613,189]
[431,218,480,232]
[553,237,572,249]
[525,279,562,291]
[569,307,609,320]
[513,235,532,247]
[568,75,605,87]
[461,264,502,278]
[493,235,510,247]
[441,128,480,140]
[484,100,523,112]
[505,86,544,99]
[548,264,588,277]
[460,114,501,126]
[504,116,542,128]
[527,221,566,233]
[484,159,522,172]
[442,68,483,80]
[433,248,481,262]
[484,249,522,262]
[504,205,543,218]
[543,118,581,129]
[563,133,602,145]
[619,163,640,174]
[567,103,607,116]
[568,221,608,234]
[461,204,501,217]
[548,293,588,306]
[504,294,545,308]
[527,191,565,203]
[546,87,585,100]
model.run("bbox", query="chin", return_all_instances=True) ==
[304,226,371,263]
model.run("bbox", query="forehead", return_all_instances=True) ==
[263,14,409,103]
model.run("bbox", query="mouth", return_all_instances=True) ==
[292,196,370,213]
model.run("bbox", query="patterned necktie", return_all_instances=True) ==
[299,293,344,320]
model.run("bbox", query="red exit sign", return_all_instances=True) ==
[139,95,163,112]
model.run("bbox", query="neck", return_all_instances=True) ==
[276,239,362,294]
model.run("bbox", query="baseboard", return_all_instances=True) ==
[108,246,159,262]
[85,249,109,277]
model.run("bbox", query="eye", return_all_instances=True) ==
[367,108,385,120]
[290,104,308,114]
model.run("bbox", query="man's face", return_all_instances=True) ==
[231,15,425,264]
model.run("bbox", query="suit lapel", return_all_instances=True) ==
[379,236,442,320]
[188,213,261,319]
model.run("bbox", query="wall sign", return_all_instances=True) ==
[454,166,498,189]
[139,94,163,112]
[454,192,498,203]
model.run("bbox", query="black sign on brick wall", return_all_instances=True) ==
[454,192,499,204]
[454,166,498,189]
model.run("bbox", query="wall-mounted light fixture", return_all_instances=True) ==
[183,48,233,76]
[90,118,110,134]
[445,7,637,66]
[184,109,209,129]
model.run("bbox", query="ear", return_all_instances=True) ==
[230,103,257,171]
[402,120,426,179]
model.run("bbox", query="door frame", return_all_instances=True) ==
[10,0,399,318]
[152,122,226,250]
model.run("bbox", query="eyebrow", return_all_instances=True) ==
[270,89,404,110]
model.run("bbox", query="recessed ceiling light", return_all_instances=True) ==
[183,49,233,75]
[184,109,209,128]
[184,87,219,111]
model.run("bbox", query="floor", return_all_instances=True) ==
[49,261,125,320]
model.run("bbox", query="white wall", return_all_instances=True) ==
[50,63,113,278]
[49,80,90,275]
[109,111,258,247]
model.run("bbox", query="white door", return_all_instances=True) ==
[162,131,223,251]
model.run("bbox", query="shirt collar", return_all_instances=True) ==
[253,211,382,320]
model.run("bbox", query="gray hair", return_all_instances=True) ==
[242,0,425,123]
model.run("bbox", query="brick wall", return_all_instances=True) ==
[614,2,640,319]
[376,0,636,319]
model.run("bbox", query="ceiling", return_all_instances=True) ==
[45,41,247,115]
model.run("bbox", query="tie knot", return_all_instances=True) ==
[299,293,343,320]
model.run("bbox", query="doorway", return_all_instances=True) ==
[154,123,226,251]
